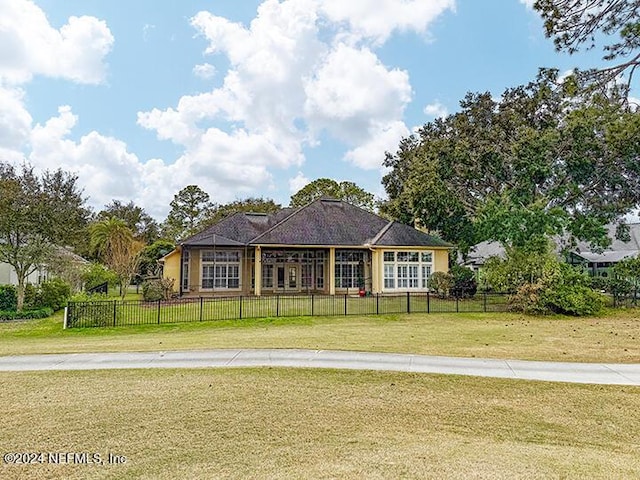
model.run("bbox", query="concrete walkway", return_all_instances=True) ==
[1,349,639,385]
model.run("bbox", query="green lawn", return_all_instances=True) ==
[1,368,638,479]
[1,308,638,363]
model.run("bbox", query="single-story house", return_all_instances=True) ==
[0,262,47,286]
[161,197,452,296]
[0,246,88,288]
[465,223,640,277]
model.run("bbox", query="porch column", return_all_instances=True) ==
[370,249,380,294]
[254,246,262,296]
[329,247,336,295]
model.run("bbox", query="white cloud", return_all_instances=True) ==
[1,0,454,219]
[0,0,113,85]
[0,87,32,150]
[344,120,409,170]
[519,0,535,9]
[319,0,456,44]
[289,171,309,193]
[423,101,448,119]
[304,43,412,142]
[193,63,216,79]
[136,0,454,202]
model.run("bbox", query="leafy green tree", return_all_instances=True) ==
[90,218,144,298]
[137,240,175,278]
[162,185,212,242]
[0,163,90,310]
[290,178,376,211]
[97,200,160,244]
[534,0,640,93]
[202,197,281,227]
[382,70,640,254]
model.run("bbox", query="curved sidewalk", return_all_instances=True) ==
[1,349,639,385]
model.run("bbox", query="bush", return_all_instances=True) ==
[82,263,118,291]
[450,265,477,298]
[428,271,454,298]
[23,283,38,309]
[37,278,72,311]
[0,308,54,321]
[507,262,604,316]
[142,278,174,302]
[0,285,17,311]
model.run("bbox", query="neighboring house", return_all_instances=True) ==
[161,197,452,296]
[0,247,89,289]
[465,223,640,277]
[0,262,47,286]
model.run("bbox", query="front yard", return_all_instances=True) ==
[1,368,638,479]
[0,308,638,363]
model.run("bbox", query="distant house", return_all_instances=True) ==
[161,198,453,296]
[465,223,640,277]
[0,262,47,286]
[0,247,88,289]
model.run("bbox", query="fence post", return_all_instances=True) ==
[456,295,459,313]
[113,301,117,327]
[276,295,280,317]
[63,306,68,329]
[311,294,314,316]
[407,292,410,314]
[483,291,487,313]
[239,295,243,319]
[376,293,379,315]
[427,291,430,314]
[157,299,161,324]
[200,297,203,321]
[344,294,347,315]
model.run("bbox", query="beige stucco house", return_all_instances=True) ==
[161,198,452,296]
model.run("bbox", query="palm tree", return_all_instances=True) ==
[90,218,144,298]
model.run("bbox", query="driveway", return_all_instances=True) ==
[1,349,639,385]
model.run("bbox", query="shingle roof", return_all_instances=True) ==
[467,223,640,266]
[373,221,452,247]
[181,198,451,248]
[181,210,297,247]
[252,198,390,246]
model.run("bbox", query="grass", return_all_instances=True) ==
[0,368,638,479]
[0,308,639,363]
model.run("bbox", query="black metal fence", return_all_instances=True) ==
[65,292,511,328]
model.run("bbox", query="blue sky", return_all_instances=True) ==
[1,0,633,219]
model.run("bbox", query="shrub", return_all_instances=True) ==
[82,262,118,291]
[142,278,174,302]
[0,308,54,321]
[23,283,38,309]
[450,265,477,298]
[37,278,72,311]
[484,245,604,316]
[428,271,454,298]
[0,285,17,311]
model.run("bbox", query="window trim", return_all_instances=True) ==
[382,250,434,292]
[200,249,242,291]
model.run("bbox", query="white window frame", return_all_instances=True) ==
[201,250,241,291]
[382,250,434,292]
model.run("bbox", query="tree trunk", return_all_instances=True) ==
[16,276,25,312]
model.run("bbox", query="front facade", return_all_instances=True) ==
[161,198,452,296]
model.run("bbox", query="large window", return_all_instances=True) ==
[201,250,241,290]
[262,264,274,288]
[335,250,365,289]
[383,251,433,291]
